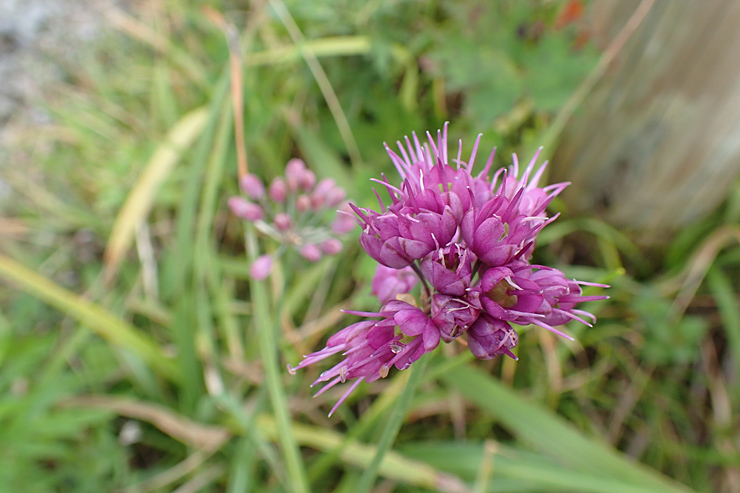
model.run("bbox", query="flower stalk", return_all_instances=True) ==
[245,226,310,493]
[355,352,430,493]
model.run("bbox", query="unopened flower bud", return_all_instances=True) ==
[331,204,356,234]
[239,173,265,200]
[372,265,418,304]
[269,177,287,203]
[467,315,519,360]
[274,213,292,231]
[320,238,343,255]
[310,192,326,210]
[326,186,347,207]
[299,169,316,191]
[285,158,306,191]
[250,254,273,280]
[299,243,322,262]
[296,194,311,212]
[314,178,335,196]
[228,197,263,221]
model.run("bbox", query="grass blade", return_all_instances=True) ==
[269,0,362,168]
[246,227,310,493]
[706,266,740,399]
[104,106,208,284]
[257,414,469,493]
[163,69,230,300]
[442,364,693,492]
[0,253,178,381]
[355,353,431,493]
[61,395,229,451]
[402,441,664,493]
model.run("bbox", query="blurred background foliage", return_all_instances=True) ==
[0,0,739,492]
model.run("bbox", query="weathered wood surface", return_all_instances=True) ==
[551,0,740,241]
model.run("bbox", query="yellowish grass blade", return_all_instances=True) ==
[257,415,470,493]
[104,106,208,285]
[61,395,229,451]
[0,253,178,380]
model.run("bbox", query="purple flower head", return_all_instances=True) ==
[397,205,458,258]
[381,124,504,216]
[332,202,357,235]
[310,178,333,209]
[321,238,343,255]
[326,186,347,208]
[371,265,418,304]
[299,168,316,191]
[230,160,352,278]
[353,208,412,269]
[314,178,336,197]
[288,124,608,416]
[285,158,307,191]
[310,178,348,210]
[287,319,387,416]
[273,213,292,231]
[288,320,378,378]
[353,198,458,269]
[296,194,311,213]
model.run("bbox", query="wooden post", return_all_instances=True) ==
[551,0,740,241]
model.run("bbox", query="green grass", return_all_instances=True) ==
[1,1,739,492]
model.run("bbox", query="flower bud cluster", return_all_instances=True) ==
[229,158,354,279]
[290,124,608,416]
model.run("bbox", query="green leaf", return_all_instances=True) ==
[441,364,694,492]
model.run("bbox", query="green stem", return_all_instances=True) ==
[355,352,431,493]
[245,226,310,493]
[410,261,431,301]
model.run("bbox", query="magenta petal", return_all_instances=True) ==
[480,267,513,290]
[422,322,441,351]
[479,296,509,319]
[460,209,476,245]
[367,325,396,349]
[394,307,428,336]
[393,339,425,371]
[398,237,434,260]
[479,245,517,266]
[475,217,507,249]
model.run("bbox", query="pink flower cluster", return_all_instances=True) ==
[229,158,354,279]
[289,125,607,416]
